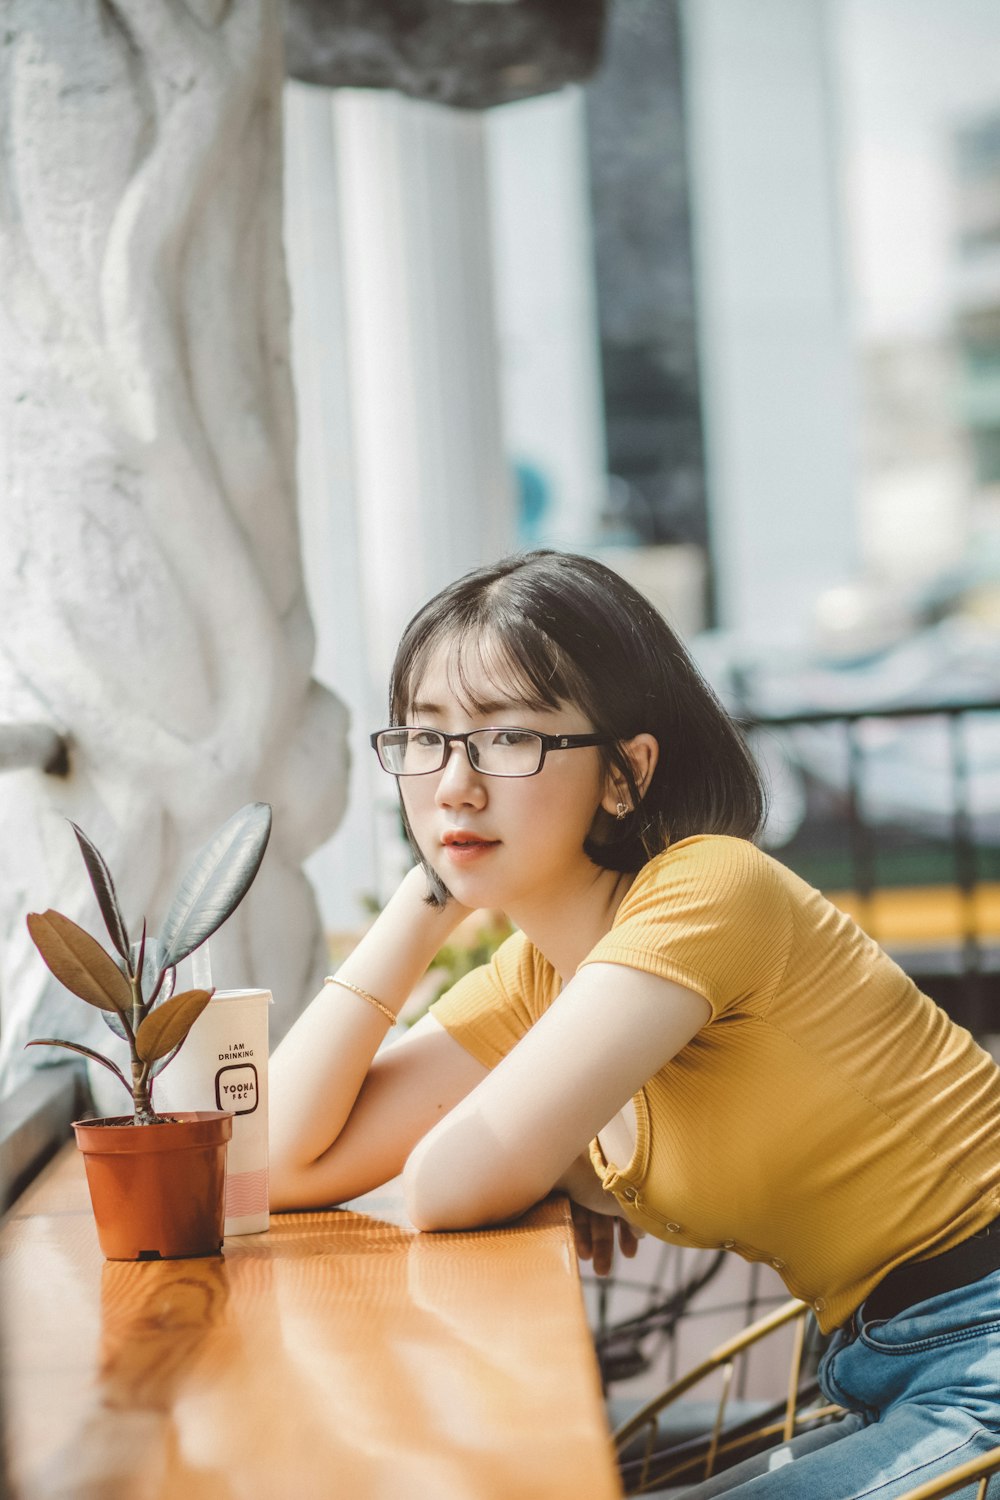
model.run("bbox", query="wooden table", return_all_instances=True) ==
[1,1145,622,1500]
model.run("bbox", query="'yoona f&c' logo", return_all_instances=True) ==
[215,1063,259,1115]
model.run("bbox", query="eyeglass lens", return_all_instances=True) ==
[378,729,543,777]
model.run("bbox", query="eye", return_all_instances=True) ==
[491,729,536,748]
[413,729,444,749]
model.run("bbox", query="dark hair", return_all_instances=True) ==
[388,549,766,906]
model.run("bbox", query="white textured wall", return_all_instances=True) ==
[0,0,348,1095]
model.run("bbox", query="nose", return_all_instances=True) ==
[434,738,486,807]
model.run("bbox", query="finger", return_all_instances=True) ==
[617,1219,640,1259]
[591,1215,616,1277]
[570,1201,594,1262]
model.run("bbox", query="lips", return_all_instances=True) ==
[442,831,499,849]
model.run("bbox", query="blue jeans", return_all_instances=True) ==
[681,1268,1000,1499]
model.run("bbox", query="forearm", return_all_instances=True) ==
[403,1140,614,1233]
[269,866,466,1195]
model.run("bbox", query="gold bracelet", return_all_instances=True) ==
[324,976,397,1027]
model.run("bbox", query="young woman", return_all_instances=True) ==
[269,549,1000,1498]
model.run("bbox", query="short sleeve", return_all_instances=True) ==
[579,836,792,1019]
[428,930,557,1069]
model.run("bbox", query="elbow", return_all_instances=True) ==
[268,1165,310,1214]
[267,1160,294,1213]
[267,1152,346,1215]
[268,1169,313,1214]
[267,1144,309,1212]
[402,1168,434,1231]
[402,1133,543,1233]
[402,1140,467,1231]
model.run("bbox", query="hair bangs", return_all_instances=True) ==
[395,609,579,724]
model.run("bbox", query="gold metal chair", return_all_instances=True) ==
[612,1297,842,1495]
[894,1445,1000,1500]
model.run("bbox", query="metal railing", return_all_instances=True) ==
[743,698,1000,1037]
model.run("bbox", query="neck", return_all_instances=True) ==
[507,863,635,984]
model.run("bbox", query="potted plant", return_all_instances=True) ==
[25,802,272,1261]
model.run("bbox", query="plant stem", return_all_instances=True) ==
[128,969,151,1121]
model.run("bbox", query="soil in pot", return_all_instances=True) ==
[73,1110,233,1261]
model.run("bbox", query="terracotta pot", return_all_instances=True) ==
[72,1111,233,1261]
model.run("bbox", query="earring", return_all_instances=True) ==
[615,802,629,821]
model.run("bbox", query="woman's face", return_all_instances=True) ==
[398,639,614,917]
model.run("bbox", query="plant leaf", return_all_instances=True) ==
[131,938,174,1009]
[108,925,149,1036]
[27,912,133,1014]
[101,1008,130,1040]
[151,964,176,1009]
[25,1039,131,1096]
[149,1040,185,1077]
[157,803,272,971]
[134,918,147,990]
[135,988,213,1063]
[69,821,131,961]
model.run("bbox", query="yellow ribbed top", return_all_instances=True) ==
[430,835,1000,1331]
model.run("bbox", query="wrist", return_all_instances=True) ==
[397,864,473,938]
[337,867,471,1012]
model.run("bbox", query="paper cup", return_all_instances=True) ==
[155,988,271,1235]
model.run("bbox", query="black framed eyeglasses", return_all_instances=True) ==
[370,726,610,779]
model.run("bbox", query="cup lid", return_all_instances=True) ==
[209,988,273,1003]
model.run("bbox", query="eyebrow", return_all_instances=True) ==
[409,699,531,719]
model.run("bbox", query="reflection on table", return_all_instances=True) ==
[1,1146,621,1500]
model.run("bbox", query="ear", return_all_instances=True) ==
[600,733,660,816]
